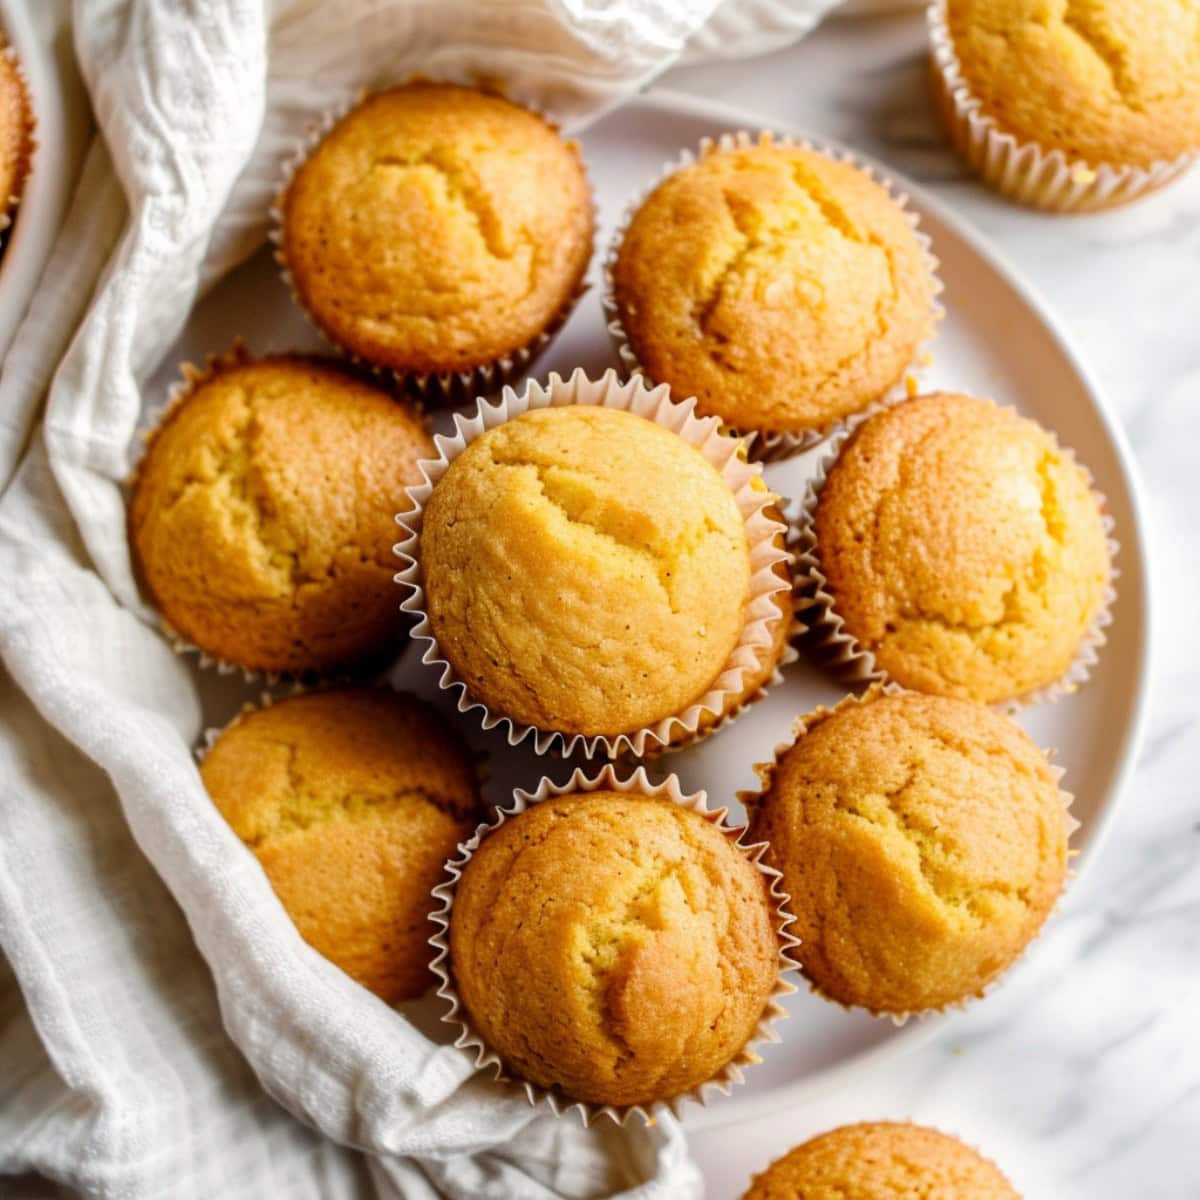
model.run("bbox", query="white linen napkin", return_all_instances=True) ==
[0,1,839,1196]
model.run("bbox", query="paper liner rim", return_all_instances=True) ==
[926,0,1197,211]
[426,763,800,1125]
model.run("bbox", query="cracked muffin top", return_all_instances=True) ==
[280,82,594,376]
[419,405,756,737]
[813,392,1110,705]
[750,690,1069,1015]
[449,790,780,1109]
[203,688,481,1003]
[742,1121,1020,1199]
[610,140,935,438]
[945,0,1200,169]
[0,48,32,229]
[129,353,434,674]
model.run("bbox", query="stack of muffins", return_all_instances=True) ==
[126,31,1127,1155]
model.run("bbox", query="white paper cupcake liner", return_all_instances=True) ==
[601,129,944,462]
[130,342,416,685]
[741,684,1078,1024]
[927,0,1197,212]
[393,367,793,759]
[794,400,1119,713]
[270,86,594,404]
[427,762,800,1125]
[0,45,34,235]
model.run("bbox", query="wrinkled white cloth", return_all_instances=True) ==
[0,1,840,1197]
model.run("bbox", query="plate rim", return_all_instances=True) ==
[613,85,1155,1132]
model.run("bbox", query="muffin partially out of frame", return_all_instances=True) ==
[129,351,433,676]
[0,47,33,232]
[202,688,481,1004]
[742,1121,1021,1198]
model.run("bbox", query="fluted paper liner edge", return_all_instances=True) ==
[927,0,1196,212]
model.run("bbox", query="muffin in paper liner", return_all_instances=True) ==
[0,45,34,236]
[427,762,800,1125]
[393,367,793,760]
[739,684,1080,1026]
[927,0,1197,213]
[129,341,427,685]
[270,85,595,405]
[792,399,1119,714]
[601,129,944,462]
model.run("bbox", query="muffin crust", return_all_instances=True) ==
[743,1121,1020,1198]
[281,83,593,375]
[0,49,32,223]
[612,141,934,435]
[813,392,1110,704]
[751,690,1069,1015]
[202,689,481,1003]
[130,354,434,674]
[420,406,754,736]
[946,0,1200,169]
[450,791,780,1108]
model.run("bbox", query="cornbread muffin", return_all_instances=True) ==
[420,405,756,737]
[449,791,780,1108]
[202,689,481,1003]
[751,690,1069,1014]
[130,353,434,675]
[280,83,593,377]
[0,48,32,226]
[942,0,1200,170]
[812,392,1110,704]
[611,140,934,439]
[743,1122,1020,1199]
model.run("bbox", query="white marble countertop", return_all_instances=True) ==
[661,11,1200,1199]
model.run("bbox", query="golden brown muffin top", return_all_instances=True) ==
[130,354,433,675]
[751,690,1068,1014]
[450,790,780,1109]
[946,0,1200,168]
[0,50,32,215]
[202,688,480,1003]
[743,1121,1020,1199]
[420,406,756,736]
[281,83,594,375]
[814,392,1110,705]
[612,142,934,436]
